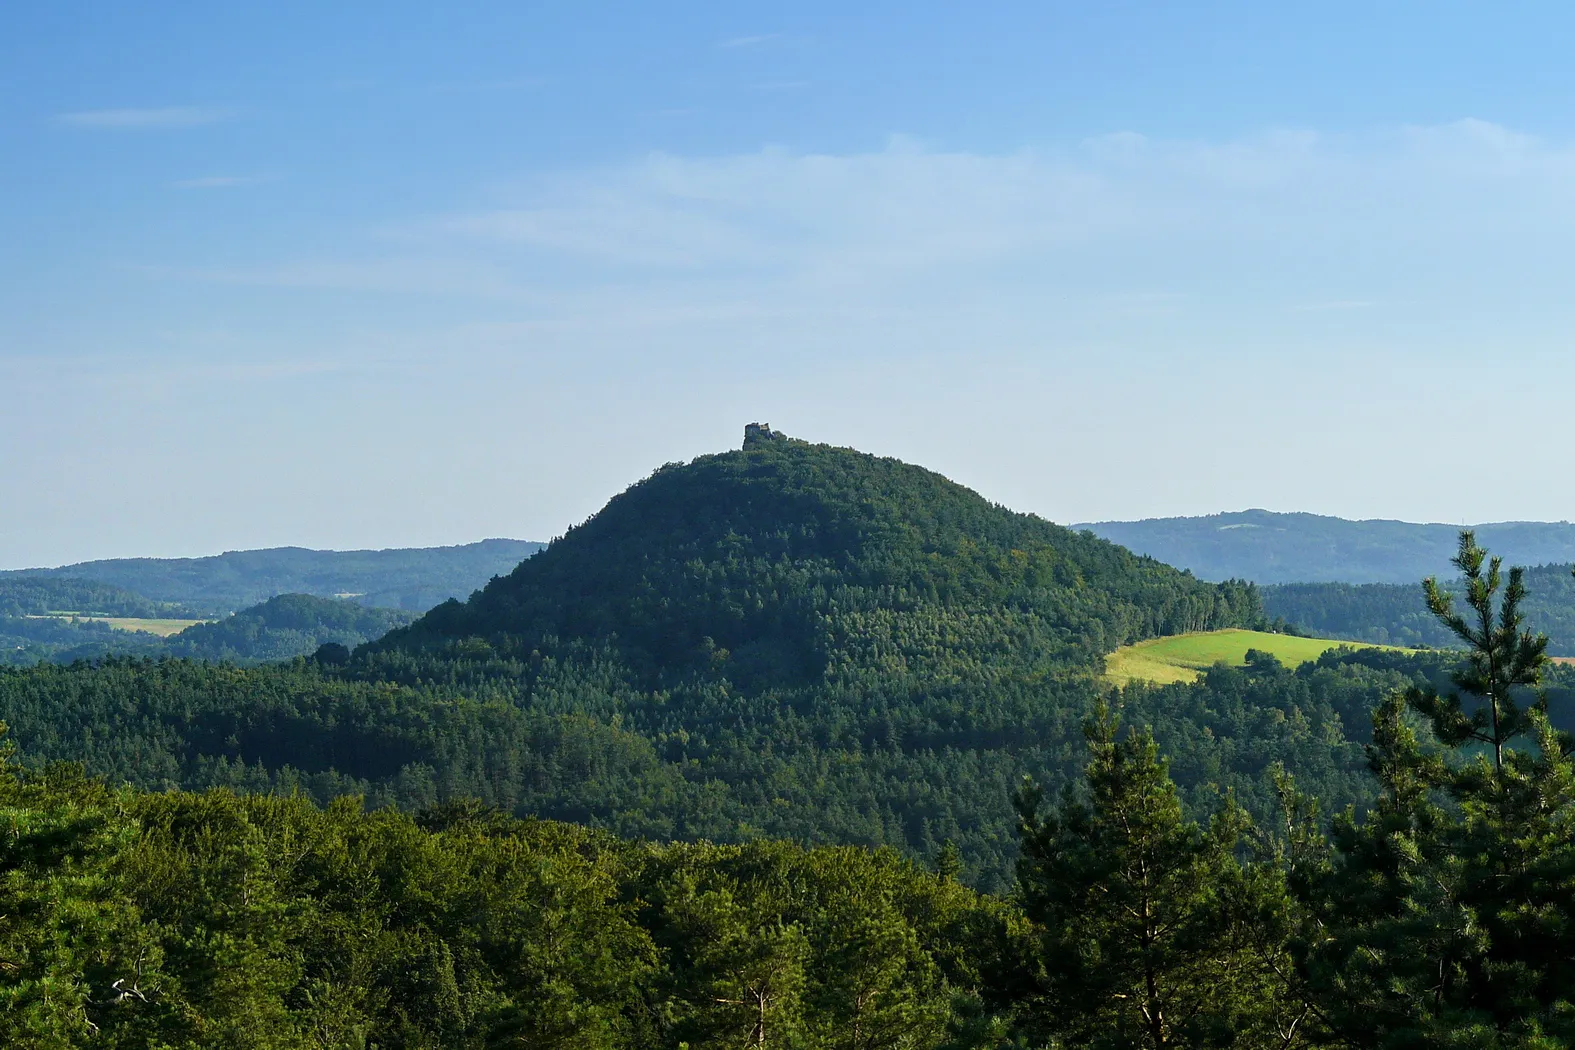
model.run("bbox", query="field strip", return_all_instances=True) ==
[25,614,207,637]
[1104,628,1412,687]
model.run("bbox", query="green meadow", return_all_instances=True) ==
[29,613,206,637]
[1104,628,1410,686]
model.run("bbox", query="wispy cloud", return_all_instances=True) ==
[429,76,545,93]
[58,118,1575,541]
[154,120,1575,331]
[719,33,778,48]
[171,175,270,189]
[1290,299,1377,312]
[132,257,531,300]
[58,106,230,130]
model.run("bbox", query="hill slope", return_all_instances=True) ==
[165,594,417,663]
[1264,563,1575,653]
[1082,509,1575,584]
[3,538,544,615]
[0,576,200,619]
[382,433,1262,678]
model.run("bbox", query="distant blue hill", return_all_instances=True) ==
[1079,510,1575,585]
[1,539,544,616]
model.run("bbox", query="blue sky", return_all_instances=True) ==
[7,2,1575,566]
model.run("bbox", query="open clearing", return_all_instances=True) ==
[28,614,206,637]
[1104,628,1410,686]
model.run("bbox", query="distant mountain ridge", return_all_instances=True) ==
[2,538,544,615]
[1080,509,1575,584]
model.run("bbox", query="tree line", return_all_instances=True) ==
[1263,562,1575,654]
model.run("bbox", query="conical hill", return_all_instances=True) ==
[377,432,1260,686]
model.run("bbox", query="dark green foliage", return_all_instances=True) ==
[1084,509,1575,585]
[0,577,197,619]
[1264,580,1456,647]
[2,595,416,668]
[313,642,351,666]
[0,441,1439,888]
[3,538,544,616]
[0,577,195,666]
[0,647,1433,891]
[1294,533,1575,1047]
[345,439,1265,885]
[1409,532,1550,770]
[165,594,416,663]
[384,439,1261,673]
[0,658,720,842]
[16,519,1575,1046]
[0,615,166,667]
[0,747,1012,1049]
[1264,562,1575,654]
[1,541,544,665]
[1112,648,1447,823]
[1013,704,1301,1049]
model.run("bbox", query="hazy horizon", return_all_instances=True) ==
[12,486,1575,573]
[11,3,1575,567]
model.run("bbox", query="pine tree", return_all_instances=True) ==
[1409,531,1549,773]
[1296,532,1575,1048]
[1012,701,1299,1049]
[934,841,963,883]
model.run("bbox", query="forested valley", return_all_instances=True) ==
[9,435,1575,1047]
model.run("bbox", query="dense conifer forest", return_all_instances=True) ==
[10,437,1575,1046]
[0,578,201,621]
[1263,564,1575,653]
[163,595,417,663]
[1,592,418,667]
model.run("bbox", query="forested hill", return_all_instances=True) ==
[1264,562,1575,653]
[0,576,195,619]
[378,432,1261,675]
[1082,509,1575,584]
[164,594,417,663]
[1,593,418,667]
[2,538,543,614]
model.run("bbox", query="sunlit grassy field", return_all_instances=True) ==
[30,614,206,637]
[1104,628,1409,686]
